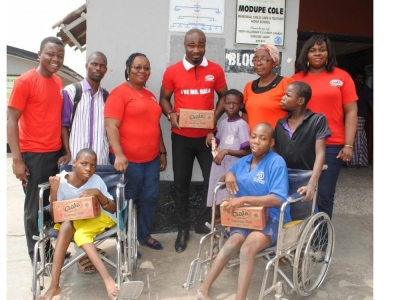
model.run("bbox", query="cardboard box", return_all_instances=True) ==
[220,202,267,230]
[178,109,215,129]
[53,196,101,223]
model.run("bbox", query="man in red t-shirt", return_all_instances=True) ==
[7,36,68,264]
[160,29,228,253]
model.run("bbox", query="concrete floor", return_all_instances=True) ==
[6,155,373,299]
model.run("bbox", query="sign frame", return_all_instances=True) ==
[235,0,286,46]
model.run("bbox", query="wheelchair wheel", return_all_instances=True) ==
[293,212,335,296]
[127,200,138,276]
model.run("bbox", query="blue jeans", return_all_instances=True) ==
[109,153,160,244]
[317,145,343,219]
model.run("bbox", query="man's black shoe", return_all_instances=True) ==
[174,229,189,253]
[195,224,211,235]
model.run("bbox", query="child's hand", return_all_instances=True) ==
[205,133,214,147]
[49,175,60,191]
[225,172,239,195]
[221,197,243,214]
[297,185,315,202]
[80,188,100,199]
[213,149,227,165]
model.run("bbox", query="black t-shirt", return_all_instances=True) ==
[274,110,331,170]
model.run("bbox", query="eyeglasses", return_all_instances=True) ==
[251,58,273,64]
[131,65,151,72]
[224,102,240,106]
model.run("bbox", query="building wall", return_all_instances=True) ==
[86,0,300,182]
[85,0,301,232]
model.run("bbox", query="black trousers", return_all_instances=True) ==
[22,150,61,263]
[171,133,212,230]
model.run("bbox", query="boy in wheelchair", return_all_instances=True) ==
[197,122,291,300]
[40,148,119,300]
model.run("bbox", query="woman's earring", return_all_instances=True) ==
[326,60,328,66]
[306,61,309,68]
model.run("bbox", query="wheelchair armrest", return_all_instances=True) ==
[38,182,50,190]
[217,181,226,188]
[287,191,306,204]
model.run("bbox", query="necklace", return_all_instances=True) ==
[126,82,143,97]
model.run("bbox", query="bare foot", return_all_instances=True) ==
[197,288,210,300]
[106,281,119,300]
[39,285,61,300]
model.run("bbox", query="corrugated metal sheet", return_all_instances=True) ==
[52,4,87,51]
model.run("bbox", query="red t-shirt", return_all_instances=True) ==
[161,59,227,138]
[8,69,64,153]
[104,83,162,163]
[243,76,293,132]
[292,68,358,145]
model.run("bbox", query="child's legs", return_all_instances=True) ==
[236,219,279,300]
[236,231,274,300]
[51,221,75,281]
[42,221,75,299]
[74,215,117,298]
[199,232,245,295]
[80,242,118,299]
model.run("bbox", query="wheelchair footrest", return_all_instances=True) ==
[118,281,144,300]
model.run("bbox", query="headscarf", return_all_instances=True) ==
[254,44,280,65]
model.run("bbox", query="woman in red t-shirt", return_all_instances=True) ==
[105,53,167,252]
[292,34,358,228]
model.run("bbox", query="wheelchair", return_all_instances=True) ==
[31,165,143,300]
[183,167,335,299]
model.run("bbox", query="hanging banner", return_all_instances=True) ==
[235,0,286,45]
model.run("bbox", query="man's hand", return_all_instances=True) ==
[169,112,181,130]
[205,133,214,147]
[58,153,71,168]
[12,159,28,182]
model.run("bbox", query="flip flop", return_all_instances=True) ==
[141,238,163,250]
[77,256,97,274]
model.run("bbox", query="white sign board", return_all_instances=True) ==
[235,0,286,45]
[169,0,225,34]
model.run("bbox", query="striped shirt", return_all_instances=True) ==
[61,79,110,165]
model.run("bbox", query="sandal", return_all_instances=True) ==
[77,248,107,274]
[96,247,107,257]
[77,256,97,274]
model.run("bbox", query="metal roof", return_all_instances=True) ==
[52,4,87,52]
[7,45,83,80]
